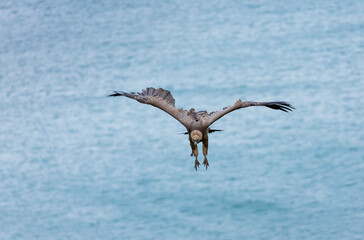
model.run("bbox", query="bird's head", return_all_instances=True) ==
[191,130,203,143]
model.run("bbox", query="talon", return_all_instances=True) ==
[194,159,200,171]
[203,158,209,169]
[190,152,194,157]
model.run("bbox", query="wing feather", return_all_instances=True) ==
[206,100,294,126]
[108,87,192,128]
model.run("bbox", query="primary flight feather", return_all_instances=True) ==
[109,87,294,170]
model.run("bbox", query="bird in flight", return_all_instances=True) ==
[109,87,294,170]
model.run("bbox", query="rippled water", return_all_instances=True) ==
[1,1,363,239]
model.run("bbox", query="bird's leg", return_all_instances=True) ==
[189,135,196,156]
[189,134,200,170]
[202,138,209,169]
[194,144,200,171]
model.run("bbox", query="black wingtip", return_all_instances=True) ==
[107,91,123,97]
[266,102,295,112]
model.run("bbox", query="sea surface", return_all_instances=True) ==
[1,1,363,239]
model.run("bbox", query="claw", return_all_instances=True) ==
[203,157,209,169]
[194,159,200,171]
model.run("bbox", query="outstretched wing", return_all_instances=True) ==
[108,87,193,128]
[206,99,294,127]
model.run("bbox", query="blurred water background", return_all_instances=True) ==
[1,0,363,239]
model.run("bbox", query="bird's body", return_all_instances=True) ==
[109,87,294,170]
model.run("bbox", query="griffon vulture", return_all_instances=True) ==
[108,87,294,170]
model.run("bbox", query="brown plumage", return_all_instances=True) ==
[109,87,294,170]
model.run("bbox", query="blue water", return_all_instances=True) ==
[1,0,363,239]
